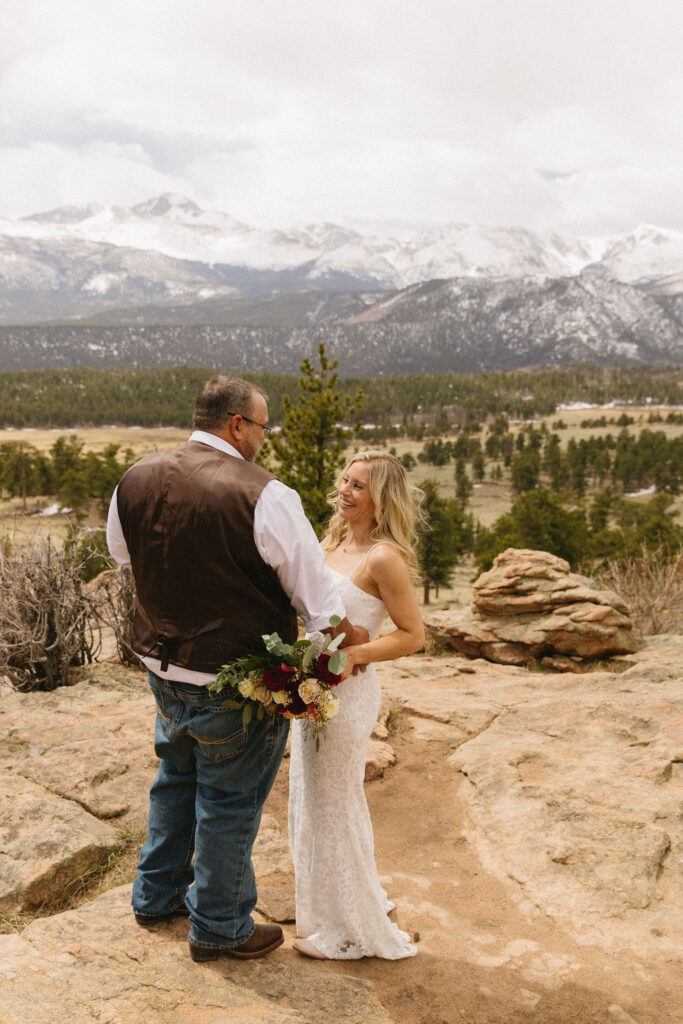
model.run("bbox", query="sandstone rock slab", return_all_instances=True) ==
[378,669,506,736]
[0,772,118,913]
[253,813,294,878]
[0,664,156,824]
[0,884,395,1024]
[448,640,683,958]
[256,884,296,923]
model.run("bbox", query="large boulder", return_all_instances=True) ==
[426,548,638,665]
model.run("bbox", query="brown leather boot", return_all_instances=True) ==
[189,923,284,961]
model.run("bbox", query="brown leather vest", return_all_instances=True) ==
[116,440,297,673]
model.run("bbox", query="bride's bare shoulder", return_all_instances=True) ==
[367,542,408,578]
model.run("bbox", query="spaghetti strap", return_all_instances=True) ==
[345,541,396,579]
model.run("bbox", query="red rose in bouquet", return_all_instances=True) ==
[262,663,296,691]
[312,652,343,687]
[285,691,309,716]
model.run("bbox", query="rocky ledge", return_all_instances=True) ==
[1,634,682,1022]
[0,664,395,916]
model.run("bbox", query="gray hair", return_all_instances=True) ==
[192,376,267,430]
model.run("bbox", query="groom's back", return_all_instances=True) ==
[116,440,297,673]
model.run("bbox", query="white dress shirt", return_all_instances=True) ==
[106,430,345,684]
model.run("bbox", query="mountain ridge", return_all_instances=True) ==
[1,275,680,375]
[1,194,681,373]
[1,193,682,323]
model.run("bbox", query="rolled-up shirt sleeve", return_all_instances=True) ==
[254,479,345,631]
[106,487,131,566]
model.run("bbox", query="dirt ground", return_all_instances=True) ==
[263,716,679,1024]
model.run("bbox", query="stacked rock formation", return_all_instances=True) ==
[426,548,638,667]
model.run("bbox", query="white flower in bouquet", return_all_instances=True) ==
[319,691,341,720]
[298,678,324,705]
[305,631,327,655]
[237,676,257,700]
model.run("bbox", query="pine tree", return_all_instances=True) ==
[454,458,473,506]
[0,442,41,509]
[262,343,363,536]
[510,449,540,495]
[474,490,589,571]
[417,479,473,604]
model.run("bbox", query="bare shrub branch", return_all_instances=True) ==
[595,543,683,636]
[0,537,101,691]
[88,566,139,667]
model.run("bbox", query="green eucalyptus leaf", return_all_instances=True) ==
[257,704,265,720]
[327,650,346,676]
[302,644,316,670]
[329,614,341,628]
[221,698,243,710]
[242,703,253,727]
[262,632,290,658]
[326,632,345,652]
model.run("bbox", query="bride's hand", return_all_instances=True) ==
[340,645,367,680]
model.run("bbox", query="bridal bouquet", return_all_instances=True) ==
[208,616,347,745]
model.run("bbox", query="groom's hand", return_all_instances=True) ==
[325,618,368,674]
[339,620,368,674]
[338,619,369,649]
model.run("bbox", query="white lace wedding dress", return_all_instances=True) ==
[288,560,417,960]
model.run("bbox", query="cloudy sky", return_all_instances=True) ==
[1,0,681,236]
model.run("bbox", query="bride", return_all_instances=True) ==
[288,450,425,960]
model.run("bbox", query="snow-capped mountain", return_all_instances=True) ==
[11,194,323,272]
[1,193,612,288]
[0,194,681,373]
[1,192,682,326]
[586,225,683,289]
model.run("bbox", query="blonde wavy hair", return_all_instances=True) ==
[322,451,426,581]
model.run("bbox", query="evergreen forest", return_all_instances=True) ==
[1,363,682,429]
[2,359,683,604]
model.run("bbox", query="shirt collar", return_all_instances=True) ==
[189,429,244,461]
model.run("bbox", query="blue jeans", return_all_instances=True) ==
[132,670,289,949]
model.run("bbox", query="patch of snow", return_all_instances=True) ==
[625,485,656,498]
[556,402,599,411]
[39,503,72,516]
[83,272,125,295]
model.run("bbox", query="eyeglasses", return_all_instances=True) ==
[227,411,272,438]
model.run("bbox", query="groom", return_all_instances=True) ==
[107,375,366,961]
